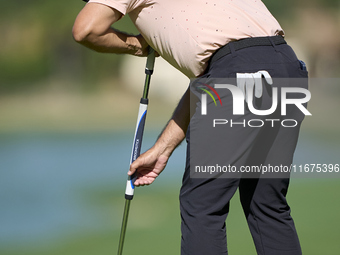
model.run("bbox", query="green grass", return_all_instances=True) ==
[2,179,340,255]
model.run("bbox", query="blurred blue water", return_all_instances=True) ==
[0,131,185,247]
[0,131,338,247]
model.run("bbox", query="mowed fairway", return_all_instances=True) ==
[2,179,339,255]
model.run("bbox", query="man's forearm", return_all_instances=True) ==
[155,87,191,157]
[72,3,147,56]
[77,27,145,55]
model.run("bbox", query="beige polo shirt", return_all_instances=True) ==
[88,0,284,77]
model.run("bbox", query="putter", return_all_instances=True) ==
[117,48,156,255]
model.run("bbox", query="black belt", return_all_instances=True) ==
[210,36,286,65]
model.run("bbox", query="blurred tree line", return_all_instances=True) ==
[0,0,138,94]
[0,0,339,94]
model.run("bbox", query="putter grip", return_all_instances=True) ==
[125,102,148,200]
[124,48,155,200]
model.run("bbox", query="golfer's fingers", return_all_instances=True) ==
[134,179,149,186]
[128,156,144,175]
[128,152,154,175]
[134,174,155,186]
[135,170,157,185]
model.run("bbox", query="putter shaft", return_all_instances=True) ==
[117,199,131,255]
[117,48,155,255]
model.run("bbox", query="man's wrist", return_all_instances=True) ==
[153,138,175,158]
[154,122,185,157]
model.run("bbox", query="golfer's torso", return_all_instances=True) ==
[129,0,283,78]
[89,0,283,77]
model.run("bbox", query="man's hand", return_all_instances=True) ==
[128,146,169,186]
[128,87,191,187]
[134,34,150,57]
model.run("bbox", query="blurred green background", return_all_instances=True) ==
[0,1,339,255]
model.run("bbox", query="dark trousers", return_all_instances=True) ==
[180,38,308,255]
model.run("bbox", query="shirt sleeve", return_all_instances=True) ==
[88,0,145,15]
